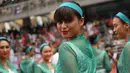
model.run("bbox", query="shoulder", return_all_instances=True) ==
[58,42,76,56]
[124,41,130,48]
[7,60,17,69]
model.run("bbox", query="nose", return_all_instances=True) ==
[61,22,67,29]
[113,28,116,33]
[3,48,8,52]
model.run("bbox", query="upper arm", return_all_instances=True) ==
[34,63,42,73]
[104,51,112,72]
[58,43,78,73]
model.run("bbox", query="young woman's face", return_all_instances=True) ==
[29,48,34,57]
[113,17,128,39]
[41,46,52,61]
[57,15,84,39]
[0,40,10,59]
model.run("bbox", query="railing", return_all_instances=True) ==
[0,0,112,23]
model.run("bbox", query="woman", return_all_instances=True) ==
[54,1,96,73]
[34,43,55,73]
[20,46,35,73]
[113,12,130,73]
[89,35,112,73]
[0,37,17,73]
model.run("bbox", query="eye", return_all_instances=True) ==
[0,46,4,49]
[6,46,9,48]
[57,21,63,24]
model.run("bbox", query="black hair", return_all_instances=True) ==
[0,37,10,45]
[54,1,82,23]
[114,12,130,24]
[23,46,32,54]
[89,34,98,45]
[114,16,126,24]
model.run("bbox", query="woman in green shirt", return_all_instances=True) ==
[20,46,35,73]
[54,1,96,73]
[89,35,112,73]
[0,37,17,73]
[34,43,55,73]
[113,12,130,73]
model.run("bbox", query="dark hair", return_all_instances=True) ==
[114,12,130,24]
[114,16,126,24]
[40,43,50,53]
[54,1,82,23]
[23,46,32,54]
[0,37,10,45]
[89,34,98,45]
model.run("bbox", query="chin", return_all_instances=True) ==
[1,56,9,59]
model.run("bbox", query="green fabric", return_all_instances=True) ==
[55,32,96,73]
[20,57,36,73]
[34,61,55,73]
[0,60,17,73]
[92,48,111,73]
[117,38,130,73]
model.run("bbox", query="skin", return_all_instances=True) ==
[113,17,130,40]
[0,40,10,69]
[57,15,84,40]
[0,40,10,60]
[27,48,34,57]
[41,46,54,70]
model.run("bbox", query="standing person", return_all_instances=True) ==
[54,1,96,73]
[20,46,36,73]
[89,35,112,73]
[34,43,55,73]
[0,37,17,73]
[113,12,130,73]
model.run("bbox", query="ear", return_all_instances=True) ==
[79,17,84,26]
[124,22,130,29]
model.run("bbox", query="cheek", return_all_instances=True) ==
[57,24,61,31]
[41,52,45,57]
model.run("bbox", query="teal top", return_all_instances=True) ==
[92,48,111,73]
[117,36,130,73]
[54,32,96,73]
[34,61,55,73]
[0,60,17,73]
[20,57,36,73]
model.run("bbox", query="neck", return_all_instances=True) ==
[0,58,7,64]
[92,44,98,49]
[43,59,49,64]
[26,53,32,58]
[67,29,83,41]
[125,29,130,41]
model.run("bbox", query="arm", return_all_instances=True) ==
[34,63,43,73]
[118,42,130,73]
[58,43,78,73]
[104,51,112,72]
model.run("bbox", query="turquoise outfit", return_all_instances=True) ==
[54,32,96,73]
[34,61,55,73]
[20,57,36,73]
[0,60,17,73]
[93,48,111,73]
[117,36,130,73]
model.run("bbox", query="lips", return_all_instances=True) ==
[61,31,68,34]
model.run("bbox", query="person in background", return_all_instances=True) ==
[54,1,96,73]
[34,43,55,73]
[106,46,118,73]
[113,12,130,73]
[0,37,17,73]
[20,45,36,73]
[89,34,112,73]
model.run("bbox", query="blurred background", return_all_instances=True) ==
[0,0,130,73]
